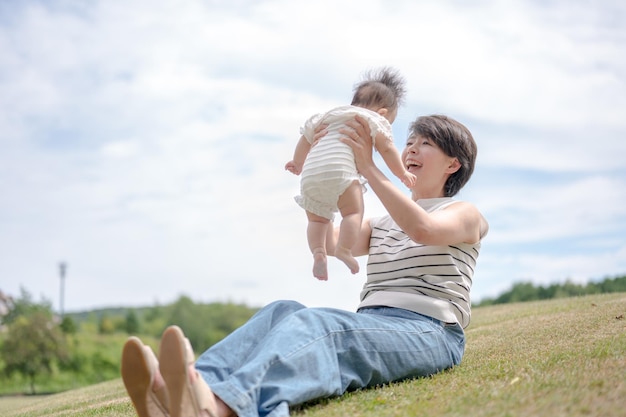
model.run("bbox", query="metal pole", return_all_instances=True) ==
[59,262,67,319]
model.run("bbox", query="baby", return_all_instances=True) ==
[285,67,415,280]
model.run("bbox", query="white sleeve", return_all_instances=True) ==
[300,113,325,144]
[365,115,393,151]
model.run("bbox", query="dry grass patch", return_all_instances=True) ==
[0,380,133,417]
[295,293,626,417]
[2,293,624,417]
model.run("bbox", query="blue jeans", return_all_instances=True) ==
[195,300,465,417]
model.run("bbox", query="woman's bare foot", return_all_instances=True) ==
[335,246,359,274]
[187,363,235,417]
[187,364,212,417]
[122,337,170,417]
[160,325,235,417]
[151,364,166,392]
[312,248,328,280]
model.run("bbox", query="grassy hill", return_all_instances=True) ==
[1,292,624,417]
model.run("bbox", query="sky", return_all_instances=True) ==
[1,0,625,314]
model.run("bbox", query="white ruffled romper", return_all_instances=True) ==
[295,105,393,220]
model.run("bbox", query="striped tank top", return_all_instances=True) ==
[358,198,482,328]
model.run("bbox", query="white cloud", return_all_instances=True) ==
[1,0,625,311]
[475,173,626,243]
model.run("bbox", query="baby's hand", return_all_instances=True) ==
[401,172,417,188]
[285,160,302,175]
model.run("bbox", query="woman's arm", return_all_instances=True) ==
[341,116,488,246]
[325,219,372,258]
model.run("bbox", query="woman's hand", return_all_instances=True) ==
[340,115,375,177]
[310,123,329,148]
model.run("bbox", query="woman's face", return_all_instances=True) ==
[402,134,459,196]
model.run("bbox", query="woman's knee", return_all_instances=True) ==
[286,307,351,333]
[262,300,307,318]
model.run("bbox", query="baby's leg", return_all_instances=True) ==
[335,181,363,274]
[306,211,331,280]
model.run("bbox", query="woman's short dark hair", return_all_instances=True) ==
[409,115,477,197]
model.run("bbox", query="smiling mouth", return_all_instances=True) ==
[406,160,421,170]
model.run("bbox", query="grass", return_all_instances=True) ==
[1,293,624,417]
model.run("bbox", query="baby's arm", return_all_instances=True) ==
[285,135,311,175]
[375,133,416,187]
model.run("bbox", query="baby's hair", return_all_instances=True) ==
[351,67,407,112]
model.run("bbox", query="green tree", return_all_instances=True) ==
[1,311,68,394]
[475,274,626,306]
[596,275,626,293]
[124,309,140,334]
[167,295,204,347]
[98,314,115,334]
[60,316,77,334]
[495,281,539,303]
[165,296,258,350]
[2,287,52,326]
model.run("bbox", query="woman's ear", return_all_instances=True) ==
[446,158,461,174]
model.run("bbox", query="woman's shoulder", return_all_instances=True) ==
[417,197,458,212]
[439,200,489,241]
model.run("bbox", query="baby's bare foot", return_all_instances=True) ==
[335,246,359,274]
[312,249,328,280]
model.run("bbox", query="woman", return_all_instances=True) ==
[121,114,489,417]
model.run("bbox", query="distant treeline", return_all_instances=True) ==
[66,295,260,353]
[475,274,626,307]
[0,289,260,395]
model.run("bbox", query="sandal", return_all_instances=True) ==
[122,336,171,417]
[159,325,218,417]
